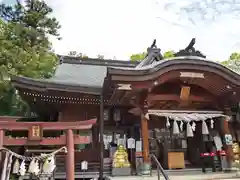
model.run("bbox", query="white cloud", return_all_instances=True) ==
[44,0,240,60]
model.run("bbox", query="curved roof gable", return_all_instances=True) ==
[107,56,240,86]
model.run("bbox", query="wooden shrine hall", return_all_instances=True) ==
[1,39,240,180]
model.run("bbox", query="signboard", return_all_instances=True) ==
[180,72,204,78]
[28,125,42,140]
[81,161,88,170]
[117,84,131,90]
[224,134,233,145]
[127,138,135,149]
[136,140,142,152]
[213,136,223,151]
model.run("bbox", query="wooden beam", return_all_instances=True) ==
[147,93,213,102]
[0,116,21,122]
[0,118,97,130]
[3,135,91,146]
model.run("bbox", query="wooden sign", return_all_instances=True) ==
[180,86,190,101]
[117,84,132,90]
[127,138,135,149]
[180,72,204,78]
[224,134,233,145]
[28,125,42,140]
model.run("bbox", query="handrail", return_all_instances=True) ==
[150,153,170,180]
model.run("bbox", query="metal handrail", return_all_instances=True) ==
[150,153,170,180]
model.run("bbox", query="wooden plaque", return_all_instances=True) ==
[28,125,42,140]
[180,86,190,101]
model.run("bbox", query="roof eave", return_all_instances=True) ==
[11,75,102,95]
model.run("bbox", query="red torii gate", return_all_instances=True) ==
[0,118,97,180]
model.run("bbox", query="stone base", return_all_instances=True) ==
[139,162,151,176]
[112,167,131,176]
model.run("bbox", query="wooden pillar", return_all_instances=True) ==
[0,129,4,164]
[141,115,150,163]
[99,94,104,180]
[66,129,74,180]
[222,119,234,161]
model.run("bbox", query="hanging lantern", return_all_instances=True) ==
[166,117,170,128]
[12,159,20,174]
[180,121,184,131]
[113,109,121,122]
[173,120,180,134]
[19,160,26,176]
[202,120,209,135]
[191,121,196,131]
[210,119,214,129]
[186,122,194,137]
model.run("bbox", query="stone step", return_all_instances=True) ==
[107,172,239,180]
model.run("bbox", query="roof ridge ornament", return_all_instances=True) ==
[175,38,206,58]
[135,39,164,68]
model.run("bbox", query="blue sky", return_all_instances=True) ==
[2,0,240,61]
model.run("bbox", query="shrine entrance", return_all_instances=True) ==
[0,119,96,180]
[146,110,228,169]
[104,39,240,173]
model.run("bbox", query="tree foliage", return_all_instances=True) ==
[130,50,175,61]
[221,52,240,73]
[130,52,147,61]
[0,0,61,116]
[163,50,175,59]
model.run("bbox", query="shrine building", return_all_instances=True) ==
[0,39,240,180]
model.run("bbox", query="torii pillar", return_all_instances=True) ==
[66,129,74,180]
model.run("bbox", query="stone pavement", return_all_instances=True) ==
[109,172,239,180]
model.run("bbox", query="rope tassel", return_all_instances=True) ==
[180,121,184,131]
[42,155,56,174]
[210,119,214,129]
[12,158,20,174]
[202,120,209,135]
[173,120,180,134]
[166,117,170,128]
[187,122,194,137]
[19,160,26,176]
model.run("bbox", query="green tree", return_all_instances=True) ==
[0,0,61,116]
[130,52,147,61]
[221,52,240,73]
[163,50,175,59]
[130,51,175,61]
